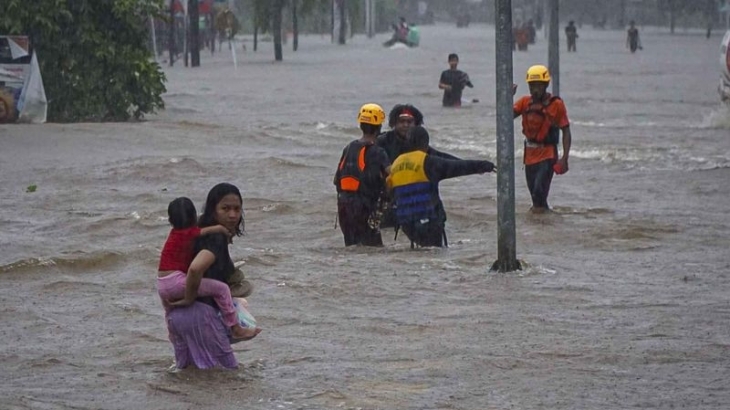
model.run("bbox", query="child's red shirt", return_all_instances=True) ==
[158,227,201,272]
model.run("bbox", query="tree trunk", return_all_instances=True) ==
[273,0,283,61]
[209,13,216,55]
[169,0,175,66]
[338,0,347,45]
[184,16,188,67]
[618,0,626,28]
[705,0,713,38]
[293,0,299,51]
[189,0,200,67]
[669,0,676,34]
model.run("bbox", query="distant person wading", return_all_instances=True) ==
[565,21,578,52]
[438,53,473,107]
[627,21,642,53]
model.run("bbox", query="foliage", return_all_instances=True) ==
[0,0,167,122]
[658,0,718,15]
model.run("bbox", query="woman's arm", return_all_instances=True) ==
[169,249,216,306]
[200,225,230,237]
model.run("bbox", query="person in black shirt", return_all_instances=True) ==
[174,182,261,340]
[334,103,391,246]
[376,104,461,229]
[438,53,473,107]
[626,21,642,53]
[377,104,461,163]
[387,126,495,248]
[565,21,578,52]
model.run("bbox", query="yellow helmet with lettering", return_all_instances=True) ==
[526,65,551,83]
[357,103,385,126]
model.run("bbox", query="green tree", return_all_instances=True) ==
[658,0,720,34]
[272,0,285,61]
[0,0,167,122]
[292,0,300,51]
[293,0,333,51]
[250,0,271,52]
[242,0,370,60]
[337,0,347,44]
[250,0,325,60]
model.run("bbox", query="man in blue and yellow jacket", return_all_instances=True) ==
[387,126,495,248]
[376,104,461,229]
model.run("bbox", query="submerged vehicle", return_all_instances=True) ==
[720,30,730,103]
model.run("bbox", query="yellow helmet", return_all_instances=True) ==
[357,103,385,126]
[526,65,551,83]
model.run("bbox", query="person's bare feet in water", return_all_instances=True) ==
[231,324,262,341]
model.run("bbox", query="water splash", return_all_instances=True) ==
[699,106,730,129]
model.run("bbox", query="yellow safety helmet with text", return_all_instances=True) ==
[526,65,551,83]
[357,103,385,126]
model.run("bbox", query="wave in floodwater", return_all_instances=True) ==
[164,105,202,114]
[0,250,142,275]
[699,106,730,129]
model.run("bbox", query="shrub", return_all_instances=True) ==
[0,0,167,122]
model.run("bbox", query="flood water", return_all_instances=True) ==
[1,23,729,410]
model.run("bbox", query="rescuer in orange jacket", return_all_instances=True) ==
[513,65,572,213]
[334,103,391,246]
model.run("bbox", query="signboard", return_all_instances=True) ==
[0,36,47,123]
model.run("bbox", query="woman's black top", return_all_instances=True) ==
[192,233,234,306]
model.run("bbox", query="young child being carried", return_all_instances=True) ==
[157,197,259,341]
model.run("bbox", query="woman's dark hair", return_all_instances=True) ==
[387,104,424,128]
[360,123,382,135]
[198,183,245,236]
[168,197,197,229]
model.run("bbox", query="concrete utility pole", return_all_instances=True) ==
[491,0,521,273]
[365,0,375,39]
[273,0,284,61]
[189,0,200,67]
[338,0,347,45]
[548,0,559,96]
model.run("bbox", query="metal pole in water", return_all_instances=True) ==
[365,0,373,39]
[189,0,200,67]
[548,0,559,96]
[491,0,521,273]
[230,38,238,70]
[149,16,158,62]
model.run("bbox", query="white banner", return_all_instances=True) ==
[0,36,47,123]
